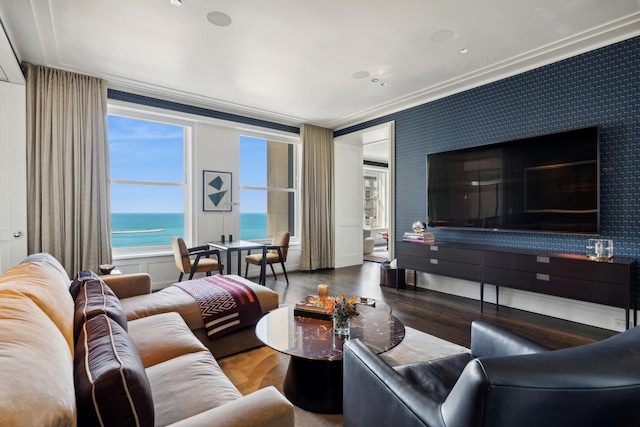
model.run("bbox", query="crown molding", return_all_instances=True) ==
[332,12,640,131]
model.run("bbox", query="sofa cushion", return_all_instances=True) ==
[0,289,76,427]
[145,350,242,426]
[73,278,127,341]
[21,252,71,284]
[75,314,154,427]
[0,259,75,352]
[127,312,208,368]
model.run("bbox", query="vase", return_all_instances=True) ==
[333,316,350,336]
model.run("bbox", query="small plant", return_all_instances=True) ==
[330,294,360,320]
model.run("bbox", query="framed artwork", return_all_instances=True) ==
[203,170,232,211]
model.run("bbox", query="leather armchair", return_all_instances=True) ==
[344,320,640,427]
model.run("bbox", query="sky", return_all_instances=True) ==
[108,115,268,214]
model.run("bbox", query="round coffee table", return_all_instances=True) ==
[255,304,405,414]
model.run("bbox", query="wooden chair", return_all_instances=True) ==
[171,236,223,281]
[245,231,290,285]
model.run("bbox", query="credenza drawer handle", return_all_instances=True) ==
[536,273,550,281]
[537,256,550,264]
[430,246,438,251]
[430,259,439,265]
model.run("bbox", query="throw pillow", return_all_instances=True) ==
[69,269,100,300]
[75,314,154,427]
[73,278,127,342]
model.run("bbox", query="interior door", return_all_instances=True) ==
[334,138,363,268]
[0,80,28,271]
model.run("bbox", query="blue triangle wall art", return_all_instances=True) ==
[203,170,232,211]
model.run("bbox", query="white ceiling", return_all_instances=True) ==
[0,0,638,130]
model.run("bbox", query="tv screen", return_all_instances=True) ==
[427,126,599,234]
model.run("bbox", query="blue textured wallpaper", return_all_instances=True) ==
[337,36,640,261]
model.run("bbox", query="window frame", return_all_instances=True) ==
[238,132,301,243]
[108,103,193,256]
[363,166,388,229]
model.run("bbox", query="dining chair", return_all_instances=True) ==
[245,231,290,285]
[171,236,223,281]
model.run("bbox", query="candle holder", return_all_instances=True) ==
[587,239,613,260]
[317,284,329,306]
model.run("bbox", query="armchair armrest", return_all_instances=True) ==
[442,327,640,426]
[265,244,287,250]
[343,339,445,427]
[167,386,294,427]
[265,245,285,259]
[101,273,152,299]
[188,245,213,254]
[470,320,549,358]
[191,248,223,274]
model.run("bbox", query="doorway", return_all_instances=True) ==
[334,121,395,267]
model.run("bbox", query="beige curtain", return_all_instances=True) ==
[25,63,111,276]
[299,124,334,270]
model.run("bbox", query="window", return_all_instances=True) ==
[363,168,388,229]
[108,114,187,249]
[239,136,297,240]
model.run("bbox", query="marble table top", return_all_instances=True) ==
[255,304,405,361]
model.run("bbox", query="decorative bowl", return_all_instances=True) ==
[99,263,115,275]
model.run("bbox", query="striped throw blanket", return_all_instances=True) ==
[174,275,263,340]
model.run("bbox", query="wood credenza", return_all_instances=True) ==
[396,241,638,329]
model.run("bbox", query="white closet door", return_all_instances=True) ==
[334,138,363,268]
[0,81,27,271]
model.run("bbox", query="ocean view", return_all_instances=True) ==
[111,212,267,247]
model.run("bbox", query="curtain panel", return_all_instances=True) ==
[25,63,112,276]
[299,124,334,271]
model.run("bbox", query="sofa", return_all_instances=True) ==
[0,253,294,427]
[102,270,280,358]
[344,320,640,427]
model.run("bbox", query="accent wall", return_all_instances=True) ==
[338,36,639,260]
[337,36,640,329]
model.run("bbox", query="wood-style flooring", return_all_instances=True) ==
[260,261,616,350]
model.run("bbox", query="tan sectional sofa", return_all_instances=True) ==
[102,270,280,358]
[0,253,294,427]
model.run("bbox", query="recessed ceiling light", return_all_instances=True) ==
[207,11,232,27]
[430,30,454,43]
[458,48,468,55]
[169,0,182,7]
[353,71,370,79]
[380,82,388,87]
[371,78,379,83]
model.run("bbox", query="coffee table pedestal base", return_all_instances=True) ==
[283,356,343,414]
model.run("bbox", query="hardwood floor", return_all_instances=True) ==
[261,261,616,350]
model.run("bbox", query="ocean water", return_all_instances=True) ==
[239,213,267,241]
[111,212,267,248]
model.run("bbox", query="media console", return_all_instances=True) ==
[396,241,638,329]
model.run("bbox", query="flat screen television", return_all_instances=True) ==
[427,126,599,234]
